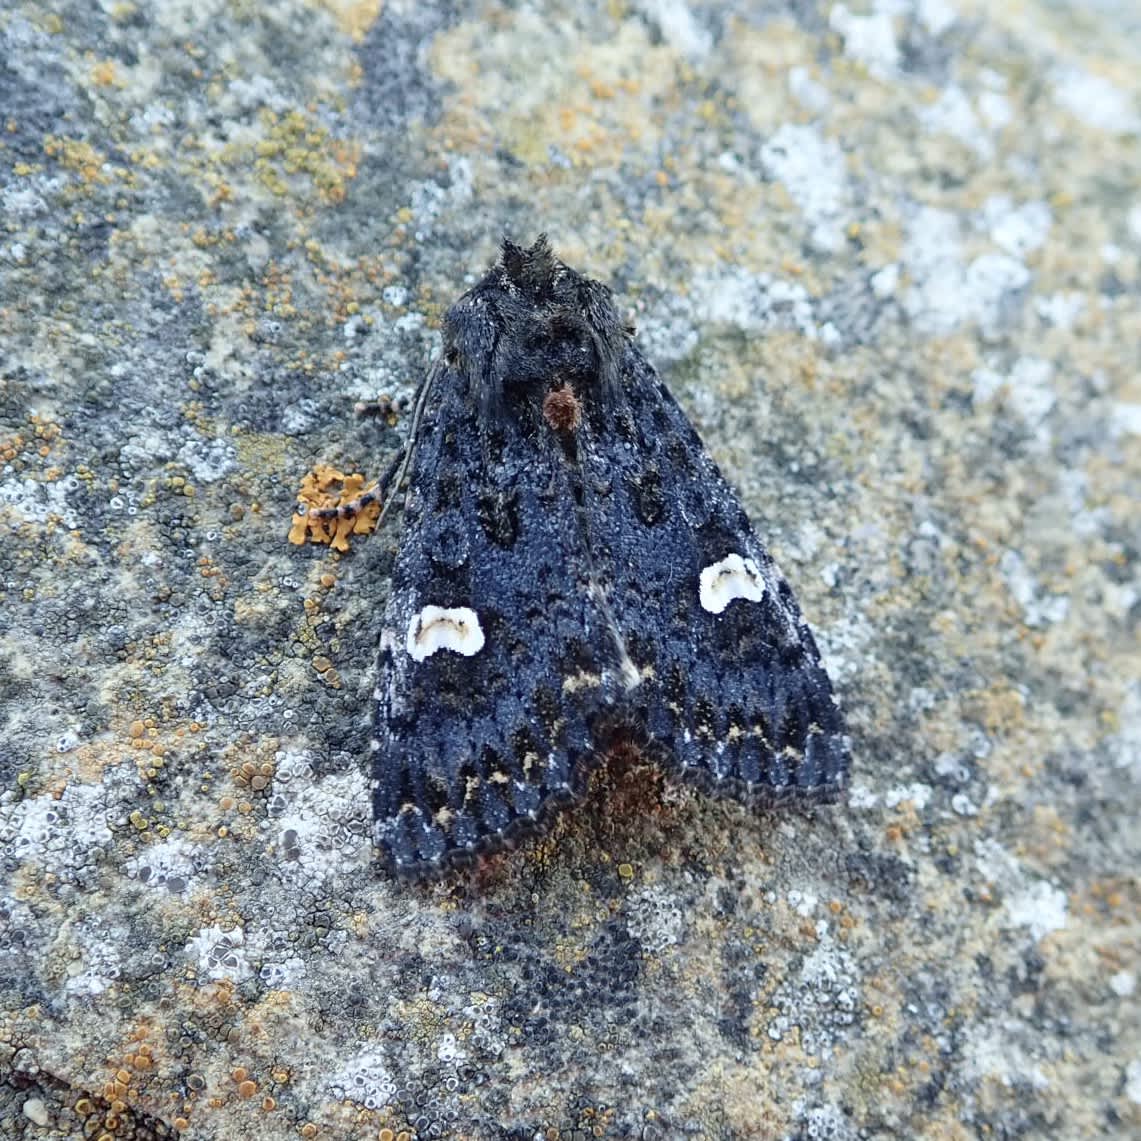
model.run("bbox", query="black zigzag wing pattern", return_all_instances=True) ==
[370,237,849,877]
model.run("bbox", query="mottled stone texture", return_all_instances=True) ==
[1,1,1137,1139]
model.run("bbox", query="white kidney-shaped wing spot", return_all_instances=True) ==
[699,553,767,615]
[406,605,485,662]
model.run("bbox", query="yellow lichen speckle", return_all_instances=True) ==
[290,464,381,552]
[90,58,118,87]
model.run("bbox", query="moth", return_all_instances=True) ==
[323,237,849,878]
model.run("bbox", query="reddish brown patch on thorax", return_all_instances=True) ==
[542,383,582,434]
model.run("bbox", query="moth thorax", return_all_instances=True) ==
[542,383,582,434]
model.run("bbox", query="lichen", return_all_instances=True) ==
[289,464,381,552]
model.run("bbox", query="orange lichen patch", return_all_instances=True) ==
[32,413,63,446]
[90,58,118,86]
[1,415,64,467]
[318,0,383,42]
[43,135,112,183]
[233,759,275,793]
[197,554,228,588]
[106,714,212,792]
[223,737,279,797]
[125,718,172,785]
[230,1067,259,1099]
[217,109,361,206]
[290,464,380,552]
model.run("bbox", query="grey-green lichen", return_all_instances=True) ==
[1,1,1138,1138]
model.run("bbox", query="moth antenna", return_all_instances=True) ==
[373,361,439,529]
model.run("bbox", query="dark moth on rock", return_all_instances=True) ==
[352,237,849,877]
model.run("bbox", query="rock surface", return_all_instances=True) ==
[1,1,1138,1138]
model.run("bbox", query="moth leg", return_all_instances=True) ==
[307,367,439,528]
[308,447,405,523]
[352,393,410,419]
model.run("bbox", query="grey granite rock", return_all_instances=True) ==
[1,1,1138,1138]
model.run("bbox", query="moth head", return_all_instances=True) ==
[441,236,629,421]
